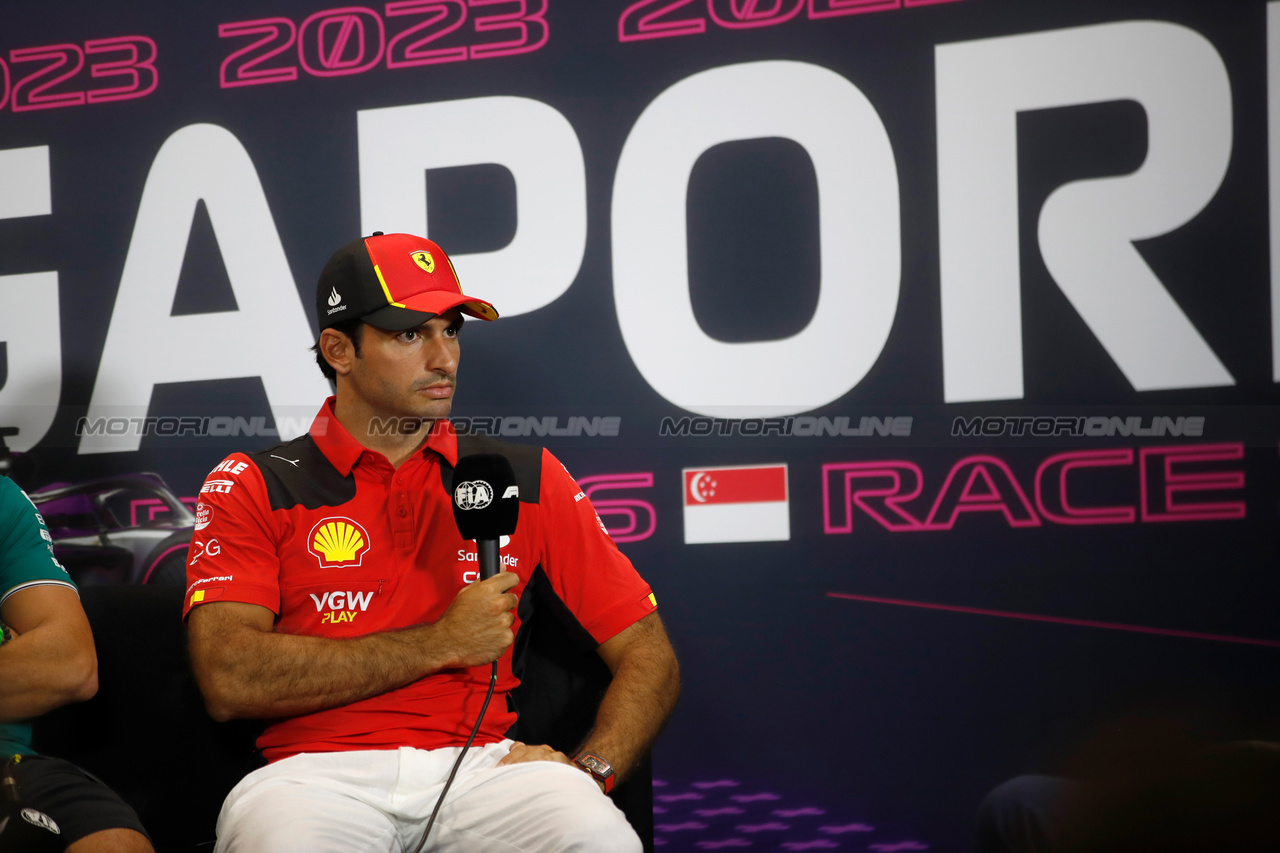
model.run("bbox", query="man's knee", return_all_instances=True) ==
[219,811,398,853]
[554,803,642,853]
[216,782,396,853]
[466,763,642,853]
[216,797,308,853]
[976,774,1072,853]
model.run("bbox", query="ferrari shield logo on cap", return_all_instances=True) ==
[411,250,435,273]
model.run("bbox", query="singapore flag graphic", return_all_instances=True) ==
[682,463,790,544]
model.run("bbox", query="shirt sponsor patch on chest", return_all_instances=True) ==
[307,517,372,568]
[310,589,376,623]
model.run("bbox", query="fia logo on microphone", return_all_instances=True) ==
[454,480,494,510]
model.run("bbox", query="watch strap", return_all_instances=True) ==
[573,752,615,794]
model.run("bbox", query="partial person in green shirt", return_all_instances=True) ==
[0,474,153,852]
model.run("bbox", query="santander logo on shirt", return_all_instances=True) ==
[457,535,516,583]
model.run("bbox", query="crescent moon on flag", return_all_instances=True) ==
[690,472,709,503]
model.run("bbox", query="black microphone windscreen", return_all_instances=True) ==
[451,453,520,541]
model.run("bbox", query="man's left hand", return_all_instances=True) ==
[497,742,605,792]
[496,741,572,767]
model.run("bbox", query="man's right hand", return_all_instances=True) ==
[430,571,520,668]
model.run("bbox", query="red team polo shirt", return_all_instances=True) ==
[184,399,655,763]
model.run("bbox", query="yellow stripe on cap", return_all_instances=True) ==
[647,593,657,607]
[373,264,407,308]
[466,301,499,321]
[443,253,464,294]
[191,590,205,604]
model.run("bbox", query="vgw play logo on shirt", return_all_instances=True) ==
[307,517,372,568]
[310,589,376,624]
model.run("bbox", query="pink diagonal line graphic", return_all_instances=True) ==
[826,593,1280,648]
[326,15,358,68]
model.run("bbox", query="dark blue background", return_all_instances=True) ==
[2,1,1277,848]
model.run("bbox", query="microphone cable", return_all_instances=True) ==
[410,660,498,853]
[2,755,21,803]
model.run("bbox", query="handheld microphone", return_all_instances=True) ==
[414,454,521,853]
[450,453,520,580]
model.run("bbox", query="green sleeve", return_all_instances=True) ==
[0,476,76,610]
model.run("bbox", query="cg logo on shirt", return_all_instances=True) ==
[307,517,372,568]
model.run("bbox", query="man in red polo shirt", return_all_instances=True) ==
[184,233,679,852]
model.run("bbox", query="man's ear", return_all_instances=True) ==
[320,328,355,376]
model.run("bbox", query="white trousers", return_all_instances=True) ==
[214,740,642,853]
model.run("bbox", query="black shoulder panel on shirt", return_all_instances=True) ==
[444,432,543,504]
[247,435,356,511]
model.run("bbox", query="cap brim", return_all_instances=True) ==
[362,292,498,331]
[360,305,438,332]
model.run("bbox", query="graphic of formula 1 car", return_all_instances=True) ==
[3,427,191,586]
[28,474,195,587]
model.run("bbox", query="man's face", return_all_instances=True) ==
[345,309,462,422]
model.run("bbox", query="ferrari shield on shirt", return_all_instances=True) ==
[183,399,656,763]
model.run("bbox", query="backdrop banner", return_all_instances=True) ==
[2,1,1278,848]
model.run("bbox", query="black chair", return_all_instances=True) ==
[32,584,653,851]
[31,586,259,850]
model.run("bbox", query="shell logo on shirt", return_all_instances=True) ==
[308,517,371,568]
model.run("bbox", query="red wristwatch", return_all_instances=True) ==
[573,752,615,794]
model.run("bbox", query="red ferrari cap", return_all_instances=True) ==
[317,232,498,332]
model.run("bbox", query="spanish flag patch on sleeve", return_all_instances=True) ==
[189,587,225,607]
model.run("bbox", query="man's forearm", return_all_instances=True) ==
[580,615,680,783]
[0,628,97,722]
[190,611,454,721]
[188,573,519,721]
[0,587,99,723]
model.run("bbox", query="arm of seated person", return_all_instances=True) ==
[187,570,522,721]
[0,585,98,722]
[499,611,680,786]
